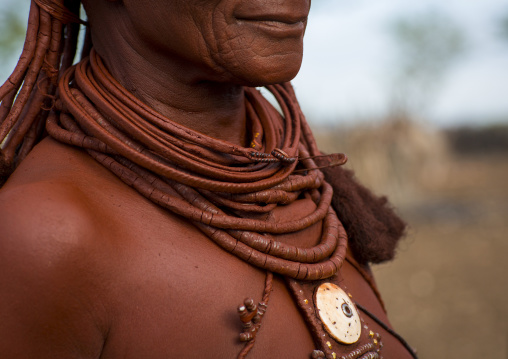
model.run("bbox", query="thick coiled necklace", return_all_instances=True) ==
[47,48,348,281]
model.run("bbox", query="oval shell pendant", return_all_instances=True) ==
[315,283,362,344]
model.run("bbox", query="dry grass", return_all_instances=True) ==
[315,123,508,358]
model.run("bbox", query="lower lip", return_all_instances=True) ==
[236,19,306,38]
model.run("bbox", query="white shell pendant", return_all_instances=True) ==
[315,283,362,345]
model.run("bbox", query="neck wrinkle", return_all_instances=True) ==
[93,28,248,146]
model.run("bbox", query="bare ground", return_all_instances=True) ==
[372,154,508,358]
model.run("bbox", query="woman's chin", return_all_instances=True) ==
[227,53,304,86]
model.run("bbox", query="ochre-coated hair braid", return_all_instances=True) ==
[0,0,86,185]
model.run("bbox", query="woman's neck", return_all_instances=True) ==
[94,32,248,147]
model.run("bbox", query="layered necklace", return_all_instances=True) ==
[48,49,348,280]
[47,49,361,358]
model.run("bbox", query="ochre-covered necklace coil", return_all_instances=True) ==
[46,49,348,280]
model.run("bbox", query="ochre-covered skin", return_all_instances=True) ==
[0,0,414,358]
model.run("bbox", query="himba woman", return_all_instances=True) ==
[0,0,417,358]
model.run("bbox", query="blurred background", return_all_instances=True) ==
[297,2,508,358]
[1,0,507,357]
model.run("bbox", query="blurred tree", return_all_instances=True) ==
[388,11,466,119]
[500,11,508,41]
[0,2,27,79]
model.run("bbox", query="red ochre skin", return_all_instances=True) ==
[0,0,413,358]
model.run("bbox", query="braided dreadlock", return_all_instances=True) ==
[0,0,87,184]
[0,0,405,264]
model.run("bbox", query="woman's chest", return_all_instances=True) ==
[97,233,317,358]
[95,191,408,359]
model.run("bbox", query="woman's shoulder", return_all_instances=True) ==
[0,176,97,253]
[0,137,113,285]
[0,139,110,357]
[0,138,105,248]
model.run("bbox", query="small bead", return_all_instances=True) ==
[369,330,375,338]
[326,341,332,349]
[304,299,309,304]
[244,298,256,312]
[240,332,253,342]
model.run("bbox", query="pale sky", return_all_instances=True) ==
[1,0,508,127]
[295,0,508,127]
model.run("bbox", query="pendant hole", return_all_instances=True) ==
[341,303,353,318]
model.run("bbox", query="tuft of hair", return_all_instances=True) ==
[320,164,407,265]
